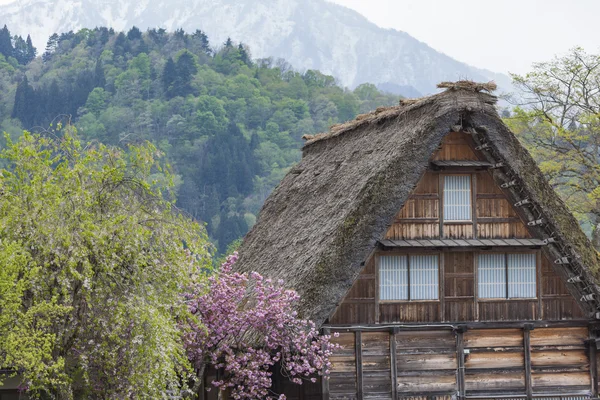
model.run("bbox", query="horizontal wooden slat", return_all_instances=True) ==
[465,351,524,369]
[530,328,588,347]
[464,329,523,348]
[397,353,457,371]
[397,374,456,392]
[395,331,456,349]
[532,372,591,387]
[531,350,588,367]
[464,371,525,391]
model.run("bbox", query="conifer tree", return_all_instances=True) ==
[12,35,28,65]
[173,50,197,96]
[43,33,59,62]
[192,29,211,55]
[162,56,177,98]
[0,25,13,59]
[12,76,34,127]
[25,34,36,63]
[126,26,142,41]
[238,43,251,66]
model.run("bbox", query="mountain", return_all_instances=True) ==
[0,0,511,96]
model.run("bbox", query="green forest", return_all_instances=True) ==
[0,25,399,254]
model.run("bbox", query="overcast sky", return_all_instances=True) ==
[1,0,598,75]
[329,0,600,75]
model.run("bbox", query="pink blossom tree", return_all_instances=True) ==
[183,252,338,399]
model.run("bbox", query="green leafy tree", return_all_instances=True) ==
[0,128,211,398]
[509,47,600,247]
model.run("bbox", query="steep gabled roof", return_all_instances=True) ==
[235,81,600,326]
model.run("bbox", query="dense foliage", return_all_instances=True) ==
[183,253,338,400]
[0,128,211,398]
[507,48,600,247]
[0,26,400,254]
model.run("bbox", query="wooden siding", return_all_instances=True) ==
[324,325,596,400]
[330,251,584,325]
[432,131,479,161]
[385,132,531,241]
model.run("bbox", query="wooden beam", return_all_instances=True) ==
[523,325,533,399]
[390,328,398,400]
[355,331,363,400]
[321,328,330,400]
[590,325,598,398]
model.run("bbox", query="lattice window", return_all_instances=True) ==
[379,255,408,300]
[478,253,537,299]
[410,255,439,300]
[507,253,536,298]
[379,255,439,301]
[443,175,472,221]
[478,254,507,299]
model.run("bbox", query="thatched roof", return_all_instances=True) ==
[235,81,600,325]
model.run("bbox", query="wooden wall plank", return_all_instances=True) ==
[530,327,588,346]
[464,329,523,348]
[464,372,525,391]
[532,371,591,388]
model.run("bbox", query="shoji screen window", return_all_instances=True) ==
[478,253,537,299]
[379,255,439,301]
[443,175,472,221]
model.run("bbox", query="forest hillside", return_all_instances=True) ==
[0,25,400,254]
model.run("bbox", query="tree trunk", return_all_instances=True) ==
[192,364,206,400]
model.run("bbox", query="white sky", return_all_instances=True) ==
[1,0,598,75]
[329,0,600,74]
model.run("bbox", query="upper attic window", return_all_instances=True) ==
[443,175,472,221]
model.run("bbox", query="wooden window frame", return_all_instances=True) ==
[377,251,441,303]
[476,250,539,301]
[441,173,474,223]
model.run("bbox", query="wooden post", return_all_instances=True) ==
[456,326,466,400]
[440,252,445,322]
[375,255,380,324]
[390,328,398,400]
[590,326,598,398]
[322,328,330,400]
[471,173,477,238]
[536,251,542,320]
[355,330,363,400]
[439,173,444,238]
[523,324,533,399]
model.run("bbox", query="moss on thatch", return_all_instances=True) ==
[235,81,600,326]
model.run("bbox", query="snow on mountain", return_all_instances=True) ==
[0,0,512,95]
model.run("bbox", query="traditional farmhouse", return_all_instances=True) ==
[231,81,600,400]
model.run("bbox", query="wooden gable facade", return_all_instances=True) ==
[324,132,594,400]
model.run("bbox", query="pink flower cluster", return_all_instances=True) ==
[183,252,338,399]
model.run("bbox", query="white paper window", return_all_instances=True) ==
[478,253,537,299]
[379,255,408,300]
[444,175,472,221]
[379,255,439,301]
[478,254,507,298]
[507,253,536,298]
